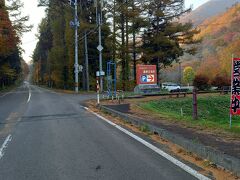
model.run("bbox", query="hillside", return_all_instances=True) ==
[162,3,240,83]
[195,3,240,78]
[181,0,240,26]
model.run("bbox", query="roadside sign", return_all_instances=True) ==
[141,75,155,83]
[96,71,105,77]
[230,58,240,115]
[97,45,103,52]
[79,65,83,72]
[137,65,157,85]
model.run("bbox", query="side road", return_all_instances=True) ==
[97,104,240,177]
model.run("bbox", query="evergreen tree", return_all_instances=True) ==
[33,0,199,90]
[33,0,111,90]
[141,0,199,84]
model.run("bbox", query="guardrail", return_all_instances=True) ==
[99,105,240,176]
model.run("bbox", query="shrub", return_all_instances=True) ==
[211,74,230,88]
[183,66,195,85]
[193,75,211,91]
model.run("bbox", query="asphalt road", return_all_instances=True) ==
[0,84,202,180]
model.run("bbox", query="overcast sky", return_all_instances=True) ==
[21,0,210,63]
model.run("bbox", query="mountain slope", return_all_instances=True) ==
[181,0,240,26]
[195,3,240,78]
[162,3,240,83]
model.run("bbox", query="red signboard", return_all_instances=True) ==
[230,58,240,115]
[136,65,157,85]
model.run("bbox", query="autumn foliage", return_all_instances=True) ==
[211,74,231,88]
[0,7,18,56]
[0,0,21,88]
[183,66,195,85]
[193,75,210,90]
[195,4,240,80]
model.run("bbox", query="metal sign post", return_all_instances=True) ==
[107,61,117,97]
[230,54,234,129]
[229,55,240,128]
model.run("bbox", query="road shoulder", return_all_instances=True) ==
[85,100,240,180]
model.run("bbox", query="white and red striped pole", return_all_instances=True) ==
[97,79,100,105]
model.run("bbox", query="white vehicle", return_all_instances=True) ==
[162,82,181,92]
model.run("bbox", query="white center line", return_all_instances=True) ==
[84,107,211,180]
[0,135,12,160]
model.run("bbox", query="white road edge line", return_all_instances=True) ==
[0,135,12,160]
[84,107,211,180]
[27,86,31,103]
[0,90,13,98]
[0,92,9,98]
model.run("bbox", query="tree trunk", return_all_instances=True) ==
[132,0,137,83]
[125,0,129,83]
[121,0,126,91]
[113,0,116,61]
[157,58,161,86]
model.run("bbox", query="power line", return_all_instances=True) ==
[79,26,99,42]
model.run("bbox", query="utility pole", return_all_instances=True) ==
[74,0,79,93]
[96,0,103,92]
[84,31,89,92]
[70,0,80,92]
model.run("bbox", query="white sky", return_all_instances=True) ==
[21,0,45,63]
[21,0,210,63]
[185,0,210,9]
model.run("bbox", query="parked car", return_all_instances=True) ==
[162,82,181,92]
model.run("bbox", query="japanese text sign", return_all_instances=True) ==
[136,65,157,85]
[230,58,240,115]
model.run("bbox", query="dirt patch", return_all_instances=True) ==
[86,101,239,180]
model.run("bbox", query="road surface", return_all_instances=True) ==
[0,84,206,180]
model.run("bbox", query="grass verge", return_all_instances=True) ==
[0,79,22,93]
[140,94,240,134]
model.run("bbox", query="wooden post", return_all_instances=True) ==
[193,88,198,120]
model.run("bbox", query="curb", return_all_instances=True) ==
[99,105,240,176]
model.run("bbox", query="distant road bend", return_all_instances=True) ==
[0,83,210,180]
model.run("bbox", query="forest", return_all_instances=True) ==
[32,0,199,91]
[0,0,31,89]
